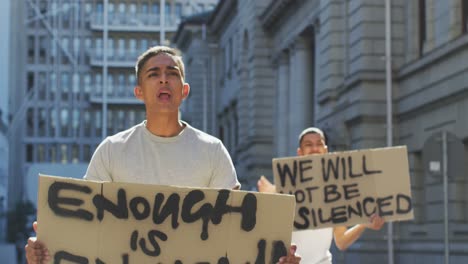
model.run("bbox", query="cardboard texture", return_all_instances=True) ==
[37,175,295,264]
[272,146,414,230]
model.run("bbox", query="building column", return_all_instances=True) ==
[288,37,314,154]
[276,51,290,157]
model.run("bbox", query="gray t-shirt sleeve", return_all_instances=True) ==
[83,138,113,182]
[209,141,240,189]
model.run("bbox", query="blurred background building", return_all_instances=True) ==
[4,0,216,263]
[175,0,468,263]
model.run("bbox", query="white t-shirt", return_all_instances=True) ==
[292,228,333,264]
[84,121,240,189]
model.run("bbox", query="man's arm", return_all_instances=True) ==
[333,214,385,250]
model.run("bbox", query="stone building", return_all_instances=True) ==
[175,0,468,262]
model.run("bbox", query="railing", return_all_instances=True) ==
[89,85,142,104]
[90,13,180,31]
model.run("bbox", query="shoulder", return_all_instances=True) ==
[183,122,222,145]
[100,122,145,147]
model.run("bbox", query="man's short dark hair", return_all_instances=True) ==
[135,46,185,84]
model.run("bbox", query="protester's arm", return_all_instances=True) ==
[333,214,385,250]
[25,221,50,264]
[277,244,301,264]
[257,175,276,193]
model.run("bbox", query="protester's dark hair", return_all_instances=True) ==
[135,46,185,84]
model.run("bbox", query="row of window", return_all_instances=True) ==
[26,107,145,139]
[26,143,94,164]
[29,71,138,101]
[28,35,159,63]
[29,1,213,27]
[417,0,468,56]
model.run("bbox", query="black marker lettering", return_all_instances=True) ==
[276,162,298,187]
[363,155,382,175]
[322,157,340,182]
[396,194,412,214]
[48,182,93,221]
[348,156,363,178]
[54,250,88,264]
[299,159,313,183]
[130,196,150,220]
[153,193,180,229]
[93,188,128,221]
[377,195,394,216]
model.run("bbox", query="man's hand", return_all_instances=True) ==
[25,221,50,264]
[257,176,276,193]
[277,244,301,264]
[365,214,385,230]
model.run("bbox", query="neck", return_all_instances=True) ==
[145,112,185,137]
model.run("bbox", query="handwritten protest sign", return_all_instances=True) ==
[272,146,413,230]
[37,175,295,263]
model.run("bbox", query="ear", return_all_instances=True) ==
[297,147,302,156]
[134,86,143,101]
[182,83,190,99]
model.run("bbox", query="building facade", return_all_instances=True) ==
[7,0,217,236]
[176,0,468,262]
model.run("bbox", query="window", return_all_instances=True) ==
[175,3,182,18]
[72,110,79,135]
[72,144,79,163]
[83,111,91,137]
[28,36,34,62]
[140,39,148,52]
[50,73,56,99]
[39,36,47,63]
[418,0,427,56]
[84,74,91,96]
[50,145,57,163]
[107,38,114,59]
[60,144,68,164]
[38,73,46,100]
[118,73,125,95]
[96,38,103,59]
[107,110,113,135]
[39,109,47,137]
[129,39,137,57]
[107,75,114,96]
[95,73,102,96]
[73,37,80,58]
[72,73,79,94]
[165,3,171,24]
[96,3,103,24]
[37,144,45,162]
[26,144,33,162]
[60,108,69,136]
[62,3,70,28]
[61,73,70,93]
[108,3,115,23]
[463,0,468,33]
[95,111,102,129]
[118,38,126,59]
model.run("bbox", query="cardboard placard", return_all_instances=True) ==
[272,146,414,230]
[37,175,295,263]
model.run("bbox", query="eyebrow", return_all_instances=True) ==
[145,65,179,74]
